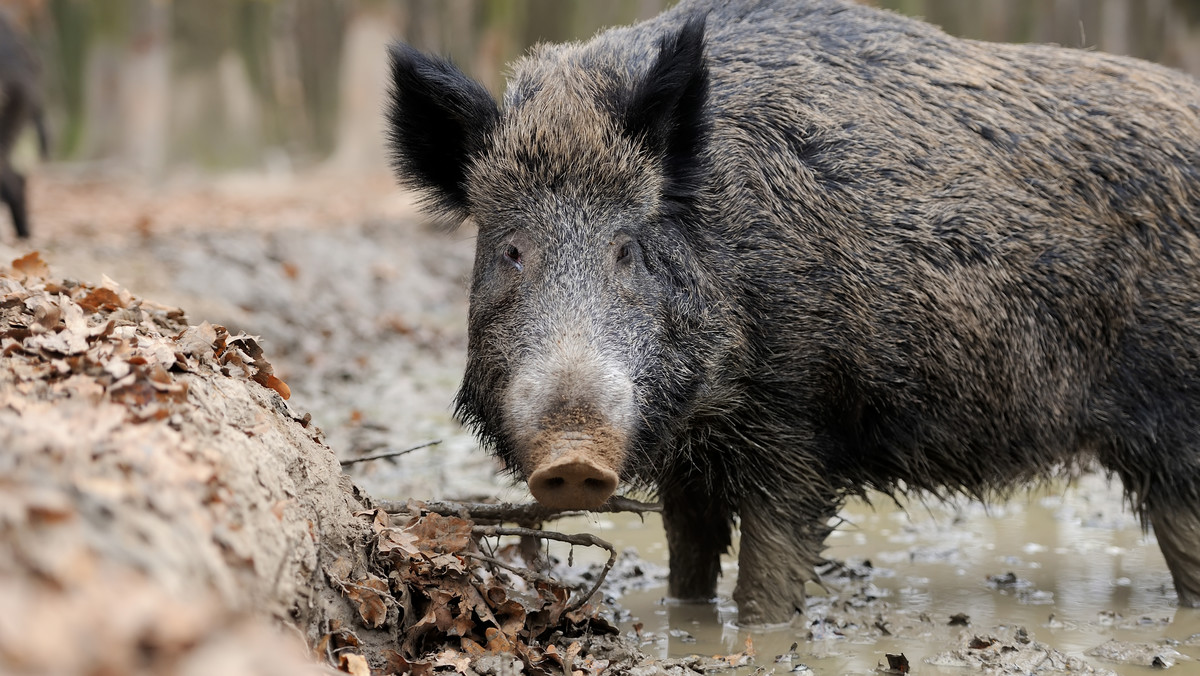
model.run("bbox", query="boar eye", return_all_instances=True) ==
[503,243,523,271]
[617,242,632,263]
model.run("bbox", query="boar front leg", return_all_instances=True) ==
[733,494,836,625]
[1148,503,1200,608]
[661,482,733,601]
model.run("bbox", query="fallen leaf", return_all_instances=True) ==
[484,626,516,654]
[378,528,421,557]
[77,287,125,312]
[258,373,291,400]
[403,512,472,555]
[12,251,49,280]
[327,557,354,582]
[346,576,390,628]
[433,649,472,674]
[338,653,370,676]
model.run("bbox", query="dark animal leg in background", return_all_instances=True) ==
[0,78,32,239]
[733,494,834,625]
[0,170,28,238]
[661,484,732,601]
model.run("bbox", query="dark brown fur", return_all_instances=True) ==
[387,0,1200,624]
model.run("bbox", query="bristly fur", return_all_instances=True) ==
[387,0,1200,624]
[621,15,711,219]
[385,42,499,225]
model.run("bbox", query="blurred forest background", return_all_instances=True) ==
[9,0,1200,177]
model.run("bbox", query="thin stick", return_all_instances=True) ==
[381,495,661,524]
[462,551,564,588]
[471,525,616,615]
[340,439,441,467]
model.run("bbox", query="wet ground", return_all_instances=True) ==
[570,479,1200,675]
[7,169,1197,675]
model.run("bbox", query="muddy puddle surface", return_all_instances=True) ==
[549,477,1200,675]
[12,172,1199,675]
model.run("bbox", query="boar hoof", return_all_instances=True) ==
[528,452,618,510]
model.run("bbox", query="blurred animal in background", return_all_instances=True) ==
[0,10,47,239]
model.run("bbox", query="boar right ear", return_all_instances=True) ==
[622,16,710,212]
[386,42,500,223]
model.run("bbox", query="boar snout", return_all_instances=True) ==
[525,429,625,510]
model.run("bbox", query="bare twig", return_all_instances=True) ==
[340,439,441,467]
[471,525,616,615]
[381,495,661,525]
[462,551,564,588]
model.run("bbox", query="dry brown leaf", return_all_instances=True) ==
[327,557,354,582]
[346,576,390,628]
[174,322,218,359]
[484,626,516,654]
[429,588,474,638]
[258,373,291,400]
[460,637,486,658]
[428,552,467,574]
[338,653,371,676]
[25,295,61,333]
[384,651,434,676]
[713,637,756,668]
[579,655,611,676]
[77,287,125,312]
[403,512,472,555]
[565,641,582,670]
[98,274,134,308]
[11,251,49,280]
[378,527,421,558]
[433,649,472,674]
[355,508,391,534]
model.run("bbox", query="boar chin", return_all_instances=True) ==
[524,427,626,510]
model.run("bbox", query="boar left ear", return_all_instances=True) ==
[386,42,500,224]
[623,16,710,209]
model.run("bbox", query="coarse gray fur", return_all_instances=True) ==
[386,0,1200,624]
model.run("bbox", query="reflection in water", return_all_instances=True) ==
[22,0,1200,171]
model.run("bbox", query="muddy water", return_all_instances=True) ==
[547,475,1200,675]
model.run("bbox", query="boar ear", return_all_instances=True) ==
[622,16,710,208]
[386,42,500,223]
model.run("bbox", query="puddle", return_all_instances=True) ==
[548,474,1199,675]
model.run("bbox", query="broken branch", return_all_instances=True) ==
[340,440,442,467]
[380,495,661,525]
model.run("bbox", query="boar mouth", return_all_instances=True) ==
[525,427,626,510]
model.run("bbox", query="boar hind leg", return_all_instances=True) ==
[1147,504,1200,607]
[733,496,835,626]
[662,484,732,601]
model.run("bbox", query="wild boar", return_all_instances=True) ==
[385,0,1200,624]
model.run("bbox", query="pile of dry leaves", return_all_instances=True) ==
[323,507,623,676]
[1,251,289,417]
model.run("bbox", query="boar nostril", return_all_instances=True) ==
[528,453,620,510]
